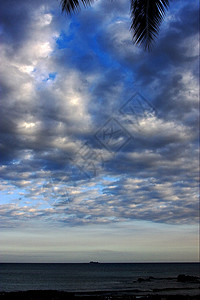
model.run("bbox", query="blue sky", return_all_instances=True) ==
[0,0,199,262]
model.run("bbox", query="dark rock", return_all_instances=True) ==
[177,274,200,282]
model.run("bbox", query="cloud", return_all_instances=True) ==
[0,0,199,230]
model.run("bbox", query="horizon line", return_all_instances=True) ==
[0,261,199,264]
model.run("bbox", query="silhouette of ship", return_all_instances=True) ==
[89,261,99,264]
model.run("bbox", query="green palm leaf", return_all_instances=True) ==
[130,0,170,50]
[60,0,94,14]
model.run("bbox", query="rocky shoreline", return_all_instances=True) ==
[0,290,199,300]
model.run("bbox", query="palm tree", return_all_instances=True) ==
[60,0,170,51]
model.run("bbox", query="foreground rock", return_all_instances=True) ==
[177,274,200,283]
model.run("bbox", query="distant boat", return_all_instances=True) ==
[89,261,99,264]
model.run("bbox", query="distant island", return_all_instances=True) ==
[89,261,99,264]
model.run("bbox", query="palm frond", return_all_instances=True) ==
[60,0,94,14]
[130,0,170,51]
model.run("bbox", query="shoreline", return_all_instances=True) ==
[0,290,199,300]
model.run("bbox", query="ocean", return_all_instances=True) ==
[0,263,199,295]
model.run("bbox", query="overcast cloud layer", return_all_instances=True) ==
[0,0,199,235]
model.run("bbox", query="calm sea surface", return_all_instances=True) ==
[0,263,199,295]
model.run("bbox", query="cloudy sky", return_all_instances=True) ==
[0,0,199,263]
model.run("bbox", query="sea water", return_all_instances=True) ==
[0,263,199,295]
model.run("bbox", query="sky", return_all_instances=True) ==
[0,0,199,263]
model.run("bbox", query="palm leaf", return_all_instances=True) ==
[130,0,170,50]
[60,0,94,14]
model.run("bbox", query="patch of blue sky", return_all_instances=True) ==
[56,16,117,68]
[42,72,57,82]
[55,18,135,90]
[102,175,121,182]
[0,189,26,204]
[56,32,74,49]
[55,16,81,48]
[48,72,57,80]
[89,37,119,68]
[86,37,136,91]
